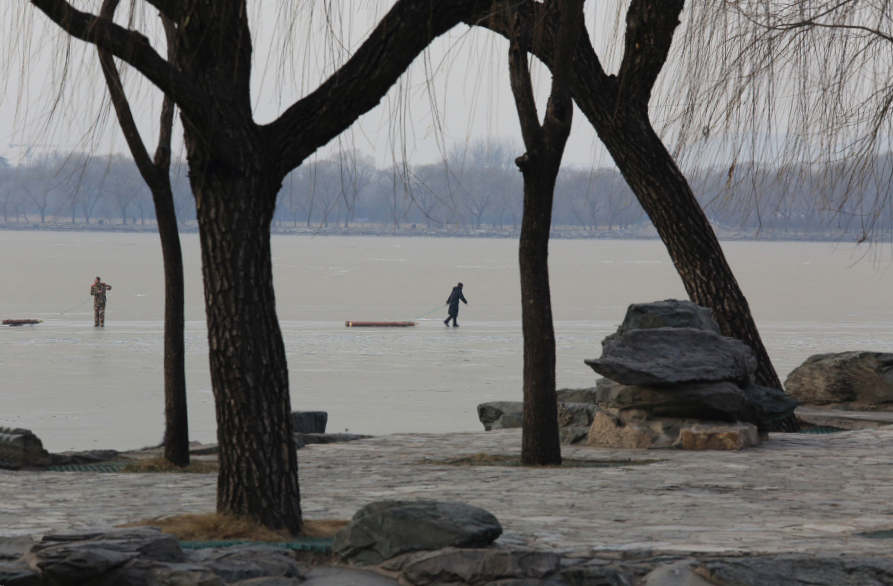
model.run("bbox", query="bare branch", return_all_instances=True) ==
[508,8,543,150]
[267,0,492,174]
[29,0,208,119]
[616,0,685,112]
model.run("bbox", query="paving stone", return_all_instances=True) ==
[5,428,893,558]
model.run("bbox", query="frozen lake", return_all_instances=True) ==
[2,231,893,452]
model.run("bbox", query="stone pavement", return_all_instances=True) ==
[2,428,893,558]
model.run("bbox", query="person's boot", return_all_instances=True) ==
[444,318,450,327]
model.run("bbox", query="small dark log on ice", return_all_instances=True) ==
[345,321,417,327]
[3,319,43,326]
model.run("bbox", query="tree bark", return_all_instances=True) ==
[192,167,302,533]
[510,0,582,466]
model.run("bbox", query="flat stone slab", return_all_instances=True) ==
[586,328,758,386]
[796,407,893,430]
[4,429,893,558]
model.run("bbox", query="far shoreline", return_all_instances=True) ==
[0,222,877,243]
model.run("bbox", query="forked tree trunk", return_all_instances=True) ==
[510,0,582,466]
[193,170,301,533]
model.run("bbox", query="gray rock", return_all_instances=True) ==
[555,388,599,404]
[594,379,745,421]
[94,559,224,586]
[617,300,720,335]
[738,385,799,432]
[0,561,42,586]
[585,328,757,387]
[202,548,303,582]
[0,428,49,470]
[301,567,400,585]
[557,403,600,428]
[0,536,38,561]
[698,554,893,586]
[30,527,183,583]
[401,547,561,585]
[784,351,893,410]
[562,565,633,586]
[291,411,328,434]
[478,402,599,432]
[559,426,592,446]
[478,402,524,431]
[333,500,502,566]
[642,561,712,586]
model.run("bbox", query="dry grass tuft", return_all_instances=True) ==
[125,513,347,541]
[121,457,219,474]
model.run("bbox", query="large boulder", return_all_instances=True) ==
[0,428,50,470]
[290,411,327,434]
[784,352,893,410]
[586,328,757,387]
[593,378,745,420]
[332,501,502,566]
[610,299,720,341]
[738,384,799,432]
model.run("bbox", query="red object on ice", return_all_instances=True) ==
[345,321,417,327]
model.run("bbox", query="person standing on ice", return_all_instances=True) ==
[90,276,112,327]
[444,282,468,327]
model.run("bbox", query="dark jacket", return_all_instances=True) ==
[446,287,467,315]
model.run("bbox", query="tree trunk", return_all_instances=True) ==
[193,170,302,533]
[518,168,562,466]
[589,109,783,394]
[155,181,190,466]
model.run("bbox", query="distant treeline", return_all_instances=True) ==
[0,142,886,238]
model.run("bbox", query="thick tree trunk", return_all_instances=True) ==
[518,169,562,466]
[589,110,783,392]
[193,170,302,533]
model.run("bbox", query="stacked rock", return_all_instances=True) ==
[581,300,797,450]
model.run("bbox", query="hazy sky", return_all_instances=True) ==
[0,1,635,169]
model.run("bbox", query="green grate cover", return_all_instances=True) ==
[796,426,845,434]
[44,462,128,472]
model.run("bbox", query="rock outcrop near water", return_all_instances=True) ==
[583,300,797,448]
[785,351,893,410]
[333,500,503,566]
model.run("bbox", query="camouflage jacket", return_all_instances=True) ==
[90,282,112,302]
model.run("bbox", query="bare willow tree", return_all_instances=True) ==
[508,0,583,466]
[26,0,504,533]
[472,1,797,431]
[96,0,189,466]
[664,0,893,244]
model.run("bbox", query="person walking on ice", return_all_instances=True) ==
[90,276,112,327]
[444,282,468,327]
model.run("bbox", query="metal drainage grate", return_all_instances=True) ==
[796,426,845,434]
[44,462,128,473]
[179,538,334,553]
